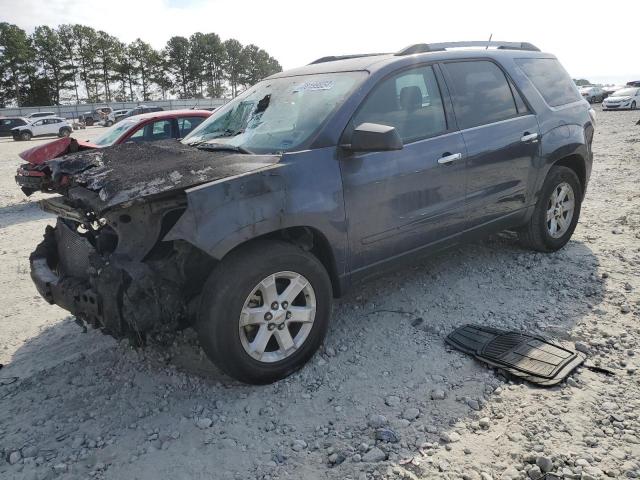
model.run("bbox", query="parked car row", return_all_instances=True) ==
[1,104,213,142]
[577,84,640,110]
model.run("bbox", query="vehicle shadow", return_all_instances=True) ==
[0,201,53,229]
[0,233,603,479]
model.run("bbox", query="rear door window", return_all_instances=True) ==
[443,60,519,129]
[515,58,581,107]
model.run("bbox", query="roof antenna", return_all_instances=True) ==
[486,33,493,49]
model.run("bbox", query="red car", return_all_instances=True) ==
[16,109,212,195]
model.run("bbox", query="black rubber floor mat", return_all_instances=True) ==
[446,324,585,386]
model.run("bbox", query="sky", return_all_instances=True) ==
[2,0,638,85]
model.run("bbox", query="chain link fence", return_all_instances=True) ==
[0,98,228,119]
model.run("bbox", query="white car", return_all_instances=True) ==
[578,85,605,103]
[11,117,73,141]
[25,111,56,119]
[602,87,640,111]
[101,109,129,127]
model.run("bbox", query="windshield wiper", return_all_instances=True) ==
[196,143,253,154]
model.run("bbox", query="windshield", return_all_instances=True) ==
[182,71,366,153]
[93,119,138,147]
[612,88,637,97]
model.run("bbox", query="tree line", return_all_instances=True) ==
[0,22,282,108]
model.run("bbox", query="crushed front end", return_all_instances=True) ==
[28,140,282,342]
[30,192,214,342]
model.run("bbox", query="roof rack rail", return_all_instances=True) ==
[309,53,387,65]
[396,41,540,56]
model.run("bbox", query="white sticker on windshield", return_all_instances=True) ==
[292,80,335,92]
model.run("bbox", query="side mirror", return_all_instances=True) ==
[343,122,403,152]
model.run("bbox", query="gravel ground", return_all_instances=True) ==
[0,112,638,480]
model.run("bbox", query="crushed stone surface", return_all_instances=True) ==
[0,113,639,479]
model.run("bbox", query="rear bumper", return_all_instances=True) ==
[16,169,47,195]
[16,163,68,195]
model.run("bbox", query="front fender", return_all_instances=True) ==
[164,165,288,260]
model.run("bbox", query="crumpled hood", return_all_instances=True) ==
[19,137,98,165]
[46,139,281,212]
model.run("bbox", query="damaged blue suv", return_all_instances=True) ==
[30,41,594,383]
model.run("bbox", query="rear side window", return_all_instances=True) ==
[444,61,519,129]
[178,117,205,137]
[349,65,447,143]
[151,120,173,140]
[515,58,580,107]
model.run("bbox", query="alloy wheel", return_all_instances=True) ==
[546,182,575,238]
[239,271,316,363]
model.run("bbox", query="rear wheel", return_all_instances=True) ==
[85,118,94,127]
[197,240,333,384]
[518,166,582,252]
[105,120,113,127]
[59,127,71,137]
[631,101,637,110]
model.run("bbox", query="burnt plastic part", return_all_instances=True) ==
[446,324,585,386]
[29,219,195,342]
[44,140,280,213]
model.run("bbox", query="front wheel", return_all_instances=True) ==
[20,131,32,141]
[518,166,582,252]
[631,101,637,110]
[197,240,333,384]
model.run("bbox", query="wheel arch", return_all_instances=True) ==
[553,154,587,195]
[215,226,343,298]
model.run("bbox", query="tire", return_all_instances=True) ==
[518,166,582,252]
[105,120,113,127]
[85,118,94,127]
[59,128,71,138]
[20,131,32,141]
[197,239,333,384]
[631,101,637,110]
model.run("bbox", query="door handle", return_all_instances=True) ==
[438,152,463,165]
[521,132,539,143]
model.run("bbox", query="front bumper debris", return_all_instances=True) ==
[30,220,188,341]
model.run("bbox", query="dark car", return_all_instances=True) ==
[0,117,28,137]
[15,110,211,194]
[78,107,113,126]
[124,105,164,118]
[29,41,594,384]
